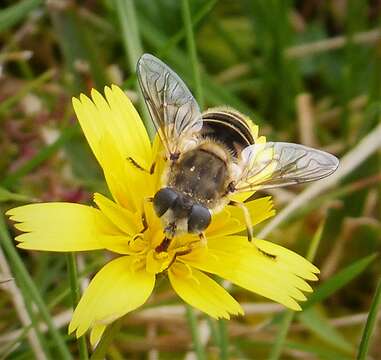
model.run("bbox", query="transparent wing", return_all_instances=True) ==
[233,142,339,192]
[137,53,203,159]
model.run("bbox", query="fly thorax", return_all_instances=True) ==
[168,147,229,207]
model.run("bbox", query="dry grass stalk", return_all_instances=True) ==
[0,248,46,359]
[296,93,317,147]
[286,29,381,58]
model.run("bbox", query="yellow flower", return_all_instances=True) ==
[6,85,319,345]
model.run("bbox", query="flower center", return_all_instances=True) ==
[128,225,205,275]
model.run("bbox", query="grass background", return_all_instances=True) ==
[0,0,380,359]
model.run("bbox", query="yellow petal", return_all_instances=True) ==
[89,324,106,347]
[104,86,152,166]
[74,86,152,168]
[6,203,118,251]
[255,239,320,279]
[207,197,275,238]
[72,86,154,208]
[93,193,139,235]
[183,236,319,311]
[168,263,243,319]
[69,256,155,338]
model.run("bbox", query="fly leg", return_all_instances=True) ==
[229,200,253,242]
[128,157,156,174]
[156,222,176,253]
[228,200,276,259]
[140,210,148,234]
[183,232,208,250]
[198,232,207,247]
[162,233,207,272]
[163,248,192,272]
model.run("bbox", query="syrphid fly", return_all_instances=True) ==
[136,54,339,253]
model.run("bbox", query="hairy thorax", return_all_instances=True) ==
[168,142,231,208]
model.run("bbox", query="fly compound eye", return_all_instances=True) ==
[188,204,211,233]
[153,188,178,217]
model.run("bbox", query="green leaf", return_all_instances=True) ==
[303,254,377,309]
[298,308,354,353]
[357,278,381,359]
[0,0,42,33]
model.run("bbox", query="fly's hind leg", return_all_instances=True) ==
[228,200,276,260]
[229,200,254,242]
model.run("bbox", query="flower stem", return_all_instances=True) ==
[66,253,88,360]
[181,0,204,108]
[185,305,206,360]
[217,319,229,360]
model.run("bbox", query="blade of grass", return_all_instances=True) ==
[49,6,108,92]
[0,69,54,116]
[217,319,229,360]
[0,247,49,359]
[268,311,294,360]
[0,187,34,203]
[268,219,325,360]
[137,14,262,122]
[0,214,72,359]
[357,278,381,359]
[66,254,88,360]
[185,305,206,360]
[158,0,217,58]
[236,338,351,360]
[303,253,377,309]
[181,0,204,108]
[285,341,353,360]
[114,0,154,139]
[0,0,42,33]
[298,308,354,353]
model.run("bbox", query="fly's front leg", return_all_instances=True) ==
[163,247,192,272]
[128,157,156,174]
[161,233,208,272]
[198,232,207,247]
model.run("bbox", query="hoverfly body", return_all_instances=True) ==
[136,54,339,255]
